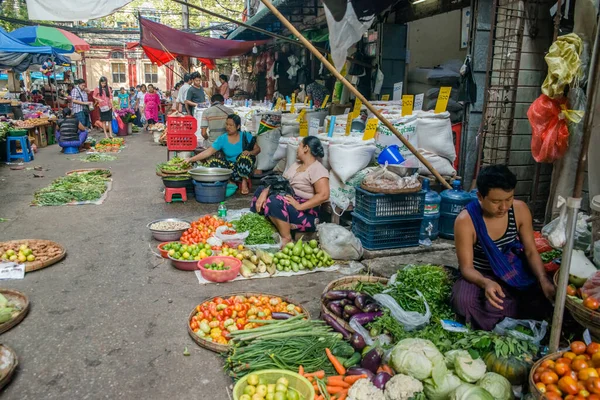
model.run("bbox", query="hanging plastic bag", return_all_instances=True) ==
[373,292,431,331]
[493,318,548,345]
[115,113,125,130]
[111,118,119,134]
[542,196,568,248]
[528,95,583,163]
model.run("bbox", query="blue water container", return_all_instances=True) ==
[470,189,479,201]
[439,180,473,239]
[420,178,441,241]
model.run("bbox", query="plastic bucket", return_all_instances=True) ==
[377,144,405,165]
[193,181,226,203]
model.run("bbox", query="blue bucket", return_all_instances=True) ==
[377,145,405,165]
[193,181,227,203]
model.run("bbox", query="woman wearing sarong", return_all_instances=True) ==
[451,165,555,331]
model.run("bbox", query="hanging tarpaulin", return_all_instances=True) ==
[322,0,400,71]
[126,42,216,70]
[25,0,133,21]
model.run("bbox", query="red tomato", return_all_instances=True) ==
[572,341,588,355]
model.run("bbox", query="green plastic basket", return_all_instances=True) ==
[233,369,315,400]
[8,129,27,137]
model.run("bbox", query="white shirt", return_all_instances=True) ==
[177,83,191,113]
[136,91,145,107]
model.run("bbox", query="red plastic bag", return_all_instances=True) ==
[535,237,553,254]
[527,94,570,163]
[543,261,560,273]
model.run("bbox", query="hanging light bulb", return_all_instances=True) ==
[252,43,258,54]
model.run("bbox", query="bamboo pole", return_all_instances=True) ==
[259,0,452,189]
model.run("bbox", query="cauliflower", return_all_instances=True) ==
[348,378,385,400]
[384,374,425,400]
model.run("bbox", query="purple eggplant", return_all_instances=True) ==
[349,312,383,327]
[322,313,351,340]
[354,294,369,310]
[373,372,392,390]
[322,290,351,301]
[327,302,343,317]
[343,304,361,317]
[339,298,351,307]
[272,312,294,319]
[350,332,367,350]
[346,291,360,300]
[361,348,383,373]
[346,367,375,381]
[362,303,381,313]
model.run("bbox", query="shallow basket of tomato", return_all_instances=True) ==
[187,292,311,354]
[554,272,600,341]
[198,256,241,283]
[233,369,314,400]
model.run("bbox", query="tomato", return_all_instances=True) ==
[579,367,599,380]
[546,393,563,400]
[573,359,590,372]
[559,357,574,365]
[535,382,547,393]
[559,376,580,395]
[589,343,600,355]
[556,362,572,376]
[590,395,600,400]
[592,353,600,367]
[584,297,600,310]
[573,341,589,355]
[542,360,557,369]
[588,378,600,394]
[546,383,562,395]
[565,352,578,360]
[542,371,560,385]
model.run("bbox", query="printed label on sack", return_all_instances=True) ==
[424,204,440,214]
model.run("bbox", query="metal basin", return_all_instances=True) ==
[147,218,191,241]
[189,167,233,182]
[387,165,419,177]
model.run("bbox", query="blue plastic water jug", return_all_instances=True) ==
[420,178,441,241]
[439,180,473,239]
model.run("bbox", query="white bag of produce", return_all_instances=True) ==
[317,223,363,260]
[328,138,376,182]
[415,111,456,162]
[286,138,300,170]
[417,149,456,177]
[374,292,431,331]
[256,128,281,171]
[375,115,418,159]
[215,225,249,247]
[281,113,300,137]
[329,168,376,212]
[273,137,290,161]
[493,317,548,345]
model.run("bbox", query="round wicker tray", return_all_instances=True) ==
[0,240,66,273]
[321,275,389,334]
[553,271,600,340]
[65,168,112,177]
[0,289,29,335]
[360,182,422,195]
[0,344,17,391]
[161,168,191,175]
[528,351,562,399]
[187,292,312,353]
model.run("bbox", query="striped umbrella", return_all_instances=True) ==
[10,26,90,53]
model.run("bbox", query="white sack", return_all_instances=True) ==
[375,115,418,159]
[329,140,377,182]
[255,128,281,171]
[417,149,456,176]
[415,111,456,162]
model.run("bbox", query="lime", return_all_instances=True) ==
[174,252,181,259]
[244,384,256,396]
[26,254,36,262]
[247,374,259,386]
[206,249,212,256]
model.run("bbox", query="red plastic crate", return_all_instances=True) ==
[167,115,197,135]
[167,133,197,151]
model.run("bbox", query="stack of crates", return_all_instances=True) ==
[166,116,198,151]
[351,187,426,250]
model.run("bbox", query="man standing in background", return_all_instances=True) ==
[200,93,233,146]
[177,73,192,114]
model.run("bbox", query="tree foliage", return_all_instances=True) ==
[0,0,29,31]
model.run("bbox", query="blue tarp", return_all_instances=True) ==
[0,28,69,72]
[0,28,52,54]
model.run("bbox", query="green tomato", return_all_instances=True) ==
[276,377,289,387]
[309,239,318,248]
[244,385,257,396]
[273,392,286,400]
[239,395,251,400]
[267,384,276,394]
[287,389,299,400]
[174,252,181,259]
[247,374,259,386]
[251,394,263,400]
[265,394,274,400]
[256,384,268,397]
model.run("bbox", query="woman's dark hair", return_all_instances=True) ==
[75,78,85,85]
[219,74,229,82]
[227,114,242,131]
[62,107,72,117]
[98,76,110,97]
[302,136,325,158]
[476,165,517,197]
[211,94,224,103]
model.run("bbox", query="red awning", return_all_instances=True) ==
[127,42,216,69]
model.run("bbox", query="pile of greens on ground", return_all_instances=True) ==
[32,172,110,206]
[0,122,10,142]
[232,212,276,245]
[80,154,116,162]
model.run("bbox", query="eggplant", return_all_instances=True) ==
[350,332,367,350]
[362,303,381,313]
[346,291,360,300]
[342,311,351,321]
[349,312,383,327]
[327,302,343,318]
[343,304,361,317]
[339,299,351,307]
[322,313,351,340]
[271,312,293,320]
[373,372,392,390]
[361,348,383,374]
[322,290,351,301]
[346,367,375,381]
[354,294,369,310]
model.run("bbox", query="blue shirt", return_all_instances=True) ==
[118,93,129,109]
[212,131,253,162]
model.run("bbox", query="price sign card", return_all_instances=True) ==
[345,113,353,136]
[321,95,330,109]
[309,118,320,136]
[435,87,452,113]
[381,94,390,101]
[414,93,424,112]
[363,118,379,140]
[393,82,403,100]
[299,118,308,137]
[401,95,414,116]
[296,109,307,122]
[352,98,362,117]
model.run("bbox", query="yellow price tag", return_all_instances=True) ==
[381,94,390,101]
[296,109,307,122]
[402,95,414,116]
[345,113,354,136]
[291,93,296,113]
[304,96,309,105]
[299,118,308,137]
[352,98,362,117]
[434,87,452,114]
[363,118,379,140]
[321,95,330,109]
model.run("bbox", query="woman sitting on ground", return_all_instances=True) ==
[250,136,330,246]
[185,114,260,194]
[57,107,88,151]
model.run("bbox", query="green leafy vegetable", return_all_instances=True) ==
[540,249,562,262]
[80,154,116,162]
[32,172,110,206]
[232,212,276,245]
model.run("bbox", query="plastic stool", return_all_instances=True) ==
[6,136,34,162]
[165,187,187,203]
[158,115,165,124]
[63,146,79,154]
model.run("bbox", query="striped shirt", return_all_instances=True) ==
[70,87,88,114]
[200,103,234,144]
[473,207,518,272]
[58,118,79,142]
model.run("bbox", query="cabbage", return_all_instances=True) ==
[477,372,513,400]
[391,339,444,381]
[454,353,486,383]
[423,373,462,400]
[450,383,494,400]
[444,350,470,369]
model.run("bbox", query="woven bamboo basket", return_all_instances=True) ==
[0,344,18,391]
[161,167,191,175]
[0,289,29,335]
[0,240,66,273]
[553,272,600,341]
[187,292,311,353]
[360,181,422,195]
[528,351,563,399]
[65,168,112,177]
[320,275,389,334]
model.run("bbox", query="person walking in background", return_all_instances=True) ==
[93,76,114,139]
[70,78,92,129]
[144,84,160,130]
[305,79,329,108]
[117,87,129,109]
[134,84,147,127]
[177,74,192,114]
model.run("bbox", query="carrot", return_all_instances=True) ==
[343,374,367,384]
[337,392,348,400]
[305,370,326,379]
[315,396,324,400]
[306,375,315,382]
[381,364,394,376]
[325,348,346,375]
[326,377,350,388]
[299,365,304,375]
[327,386,347,394]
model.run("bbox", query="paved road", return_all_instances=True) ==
[0,132,342,399]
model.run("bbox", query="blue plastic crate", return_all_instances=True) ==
[352,212,422,250]
[354,187,425,222]
[0,103,11,114]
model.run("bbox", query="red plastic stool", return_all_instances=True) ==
[165,187,187,203]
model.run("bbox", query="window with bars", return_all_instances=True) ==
[144,64,158,84]
[111,63,127,84]
[111,51,125,59]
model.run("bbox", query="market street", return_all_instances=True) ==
[0,133,345,400]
